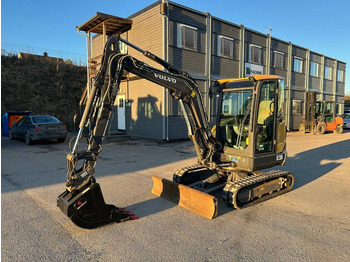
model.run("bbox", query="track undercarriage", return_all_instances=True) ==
[152,164,294,219]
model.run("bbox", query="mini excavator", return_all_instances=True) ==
[57,34,294,229]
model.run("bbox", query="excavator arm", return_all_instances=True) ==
[58,34,221,228]
[66,34,220,191]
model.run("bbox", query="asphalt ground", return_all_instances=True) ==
[2,131,350,262]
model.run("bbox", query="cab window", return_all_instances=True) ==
[256,81,276,154]
[218,90,252,149]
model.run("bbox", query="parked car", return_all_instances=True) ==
[9,115,67,145]
[343,113,350,129]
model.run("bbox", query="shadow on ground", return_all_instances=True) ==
[125,136,350,219]
[2,132,349,220]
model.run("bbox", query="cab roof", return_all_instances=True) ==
[217,75,281,86]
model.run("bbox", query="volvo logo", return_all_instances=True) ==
[154,73,177,83]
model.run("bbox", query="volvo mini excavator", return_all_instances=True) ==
[57,34,294,229]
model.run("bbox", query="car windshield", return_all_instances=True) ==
[32,116,60,124]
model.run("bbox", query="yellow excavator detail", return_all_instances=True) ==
[152,176,218,219]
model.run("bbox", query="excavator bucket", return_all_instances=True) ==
[151,176,218,219]
[57,182,137,229]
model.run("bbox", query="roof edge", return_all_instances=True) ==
[127,0,161,19]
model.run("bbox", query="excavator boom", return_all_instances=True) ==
[57,34,221,228]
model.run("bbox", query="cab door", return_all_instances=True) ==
[255,80,277,154]
[276,79,286,153]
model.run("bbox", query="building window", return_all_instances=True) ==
[337,103,342,115]
[177,24,197,51]
[292,100,302,115]
[310,61,319,77]
[274,51,284,69]
[293,57,303,73]
[249,44,262,65]
[217,35,234,58]
[337,69,344,82]
[119,41,127,54]
[168,99,184,116]
[325,66,332,80]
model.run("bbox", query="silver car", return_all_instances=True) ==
[9,115,67,145]
[343,113,350,129]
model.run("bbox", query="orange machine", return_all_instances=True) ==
[316,100,343,134]
[299,92,343,135]
[9,115,25,128]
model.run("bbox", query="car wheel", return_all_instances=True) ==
[25,133,33,145]
[334,125,343,134]
[316,123,326,135]
[57,138,66,143]
[9,130,15,140]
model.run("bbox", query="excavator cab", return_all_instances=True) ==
[316,101,334,122]
[215,75,287,172]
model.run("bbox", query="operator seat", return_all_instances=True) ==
[256,100,274,152]
[257,101,273,125]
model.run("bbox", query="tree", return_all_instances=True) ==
[65,59,73,65]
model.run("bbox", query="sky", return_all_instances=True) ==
[1,0,349,94]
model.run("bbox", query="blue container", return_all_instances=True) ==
[2,111,31,136]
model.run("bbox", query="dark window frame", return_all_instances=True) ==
[324,66,332,80]
[310,61,319,77]
[293,57,303,73]
[292,100,302,115]
[273,51,284,69]
[177,23,198,51]
[249,44,262,65]
[337,69,344,82]
[217,35,234,59]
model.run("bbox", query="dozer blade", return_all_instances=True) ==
[151,175,218,219]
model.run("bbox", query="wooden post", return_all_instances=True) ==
[103,22,106,47]
[87,31,91,97]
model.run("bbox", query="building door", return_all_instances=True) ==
[117,94,126,130]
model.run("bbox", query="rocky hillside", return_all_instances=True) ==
[1,55,87,131]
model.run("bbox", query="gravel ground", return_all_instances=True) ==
[2,131,350,262]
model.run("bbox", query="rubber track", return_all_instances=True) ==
[222,170,294,209]
[173,164,206,184]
